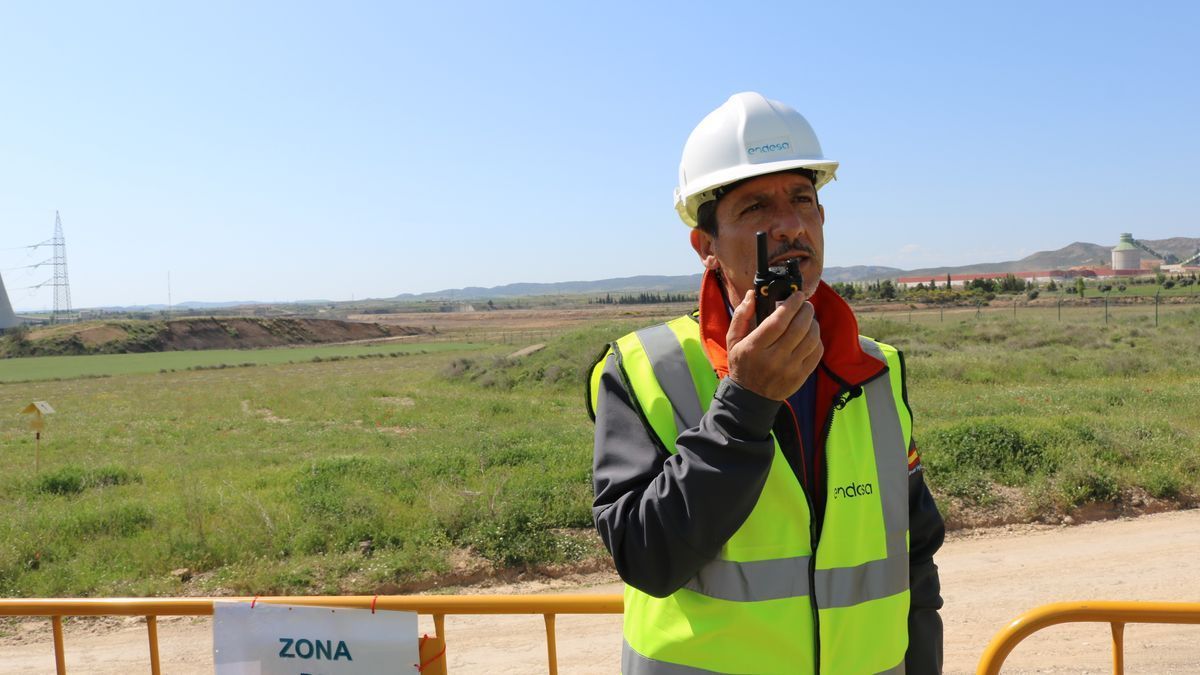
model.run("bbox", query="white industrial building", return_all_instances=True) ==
[1111,233,1142,271]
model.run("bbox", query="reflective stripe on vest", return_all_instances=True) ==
[621,640,907,675]
[622,641,724,674]
[635,323,704,435]
[685,555,811,602]
[596,318,912,674]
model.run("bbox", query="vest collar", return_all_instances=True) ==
[697,268,886,387]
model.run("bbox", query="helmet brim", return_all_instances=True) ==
[675,159,839,228]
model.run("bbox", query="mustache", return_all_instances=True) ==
[769,241,815,261]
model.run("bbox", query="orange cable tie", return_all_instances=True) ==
[417,634,446,673]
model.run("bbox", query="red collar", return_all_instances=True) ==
[697,269,885,386]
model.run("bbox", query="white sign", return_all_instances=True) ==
[213,601,419,674]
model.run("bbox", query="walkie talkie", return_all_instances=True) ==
[753,231,803,325]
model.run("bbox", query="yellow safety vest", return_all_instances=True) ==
[589,315,913,674]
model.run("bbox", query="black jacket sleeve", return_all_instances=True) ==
[591,353,779,597]
[906,461,945,674]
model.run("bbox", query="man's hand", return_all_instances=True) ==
[726,289,823,401]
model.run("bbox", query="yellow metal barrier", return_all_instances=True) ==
[0,594,624,675]
[976,600,1200,675]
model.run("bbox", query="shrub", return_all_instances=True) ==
[34,465,140,496]
[466,509,560,567]
[1142,467,1183,500]
[923,421,1051,484]
[464,505,585,568]
[35,467,86,495]
[1057,466,1119,507]
[930,469,995,505]
[67,503,155,537]
[442,358,475,378]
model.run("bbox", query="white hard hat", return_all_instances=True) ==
[674,92,839,228]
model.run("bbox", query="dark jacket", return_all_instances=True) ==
[591,272,945,674]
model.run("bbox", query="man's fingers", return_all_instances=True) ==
[791,320,823,363]
[726,290,757,348]
[759,296,814,353]
[754,292,808,342]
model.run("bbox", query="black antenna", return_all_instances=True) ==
[756,231,768,275]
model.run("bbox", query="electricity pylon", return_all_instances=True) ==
[51,211,72,324]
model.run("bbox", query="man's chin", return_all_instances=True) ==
[801,262,823,296]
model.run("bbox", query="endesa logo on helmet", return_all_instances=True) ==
[745,137,792,163]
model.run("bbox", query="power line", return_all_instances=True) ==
[1,259,52,272]
[0,240,52,251]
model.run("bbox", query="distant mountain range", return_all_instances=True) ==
[56,237,1198,312]
[900,237,1200,279]
[393,237,1199,300]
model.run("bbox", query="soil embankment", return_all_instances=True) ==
[9,318,421,356]
[4,509,1199,674]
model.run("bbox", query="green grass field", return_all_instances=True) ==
[860,308,1200,521]
[1079,280,1199,298]
[0,341,480,383]
[1,309,1198,598]
[861,294,1199,327]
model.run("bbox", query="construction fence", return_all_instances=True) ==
[7,595,1200,673]
[0,594,623,675]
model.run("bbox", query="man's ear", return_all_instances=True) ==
[690,228,720,270]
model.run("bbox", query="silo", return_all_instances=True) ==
[0,272,17,330]
[1111,233,1141,271]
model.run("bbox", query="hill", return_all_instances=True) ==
[904,237,1200,277]
[387,268,910,301]
[2,317,416,357]
[821,265,906,283]
[390,274,707,300]
[390,238,1198,299]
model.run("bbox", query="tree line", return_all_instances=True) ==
[831,271,1199,304]
[591,292,698,305]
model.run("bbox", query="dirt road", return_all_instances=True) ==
[5,509,1200,674]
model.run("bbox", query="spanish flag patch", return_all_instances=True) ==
[907,443,923,475]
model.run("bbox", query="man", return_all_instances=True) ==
[586,92,944,674]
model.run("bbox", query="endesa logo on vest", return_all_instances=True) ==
[833,482,875,499]
[745,137,791,163]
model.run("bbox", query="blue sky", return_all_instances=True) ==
[1,1,1196,310]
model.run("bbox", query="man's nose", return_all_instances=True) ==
[768,204,809,242]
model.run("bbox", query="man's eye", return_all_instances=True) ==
[741,203,763,216]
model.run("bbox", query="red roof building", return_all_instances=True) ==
[896,271,1067,289]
